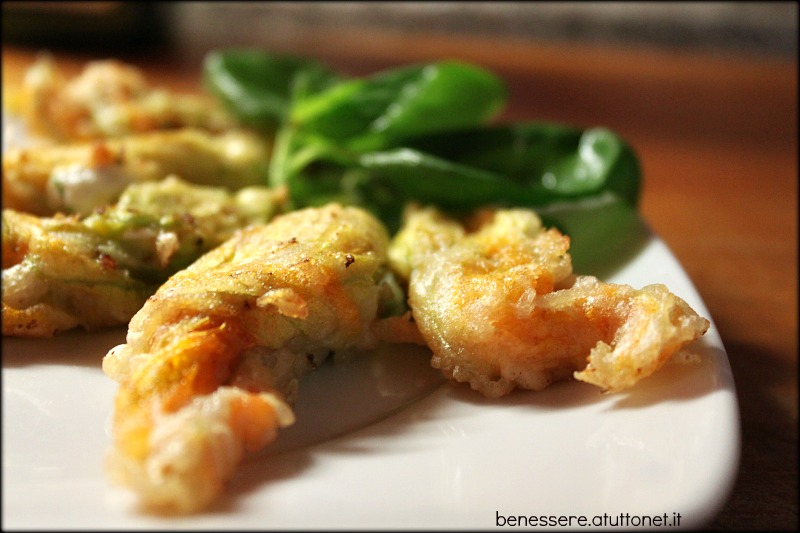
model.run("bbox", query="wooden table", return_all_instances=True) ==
[2,29,797,529]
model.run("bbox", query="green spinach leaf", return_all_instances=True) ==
[289,61,507,151]
[203,49,342,131]
[203,48,644,254]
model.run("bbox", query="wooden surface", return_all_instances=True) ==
[2,30,797,530]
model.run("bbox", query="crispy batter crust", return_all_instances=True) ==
[103,204,398,512]
[390,206,709,398]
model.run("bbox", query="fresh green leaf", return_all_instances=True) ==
[204,48,644,252]
[403,123,641,206]
[289,61,507,151]
[202,49,342,131]
[357,148,547,209]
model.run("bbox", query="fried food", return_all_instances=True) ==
[5,54,235,141]
[2,176,284,337]
[2,128,273,216]
[389,205,709,398]
[102,204,406,512]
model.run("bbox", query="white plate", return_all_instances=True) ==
[1,113,739,530]
[2,230,740,530]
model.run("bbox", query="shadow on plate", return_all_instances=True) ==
[1,327,127,369]
[156,335,726,515]
[606,343,729,410]
[437,336,726,411]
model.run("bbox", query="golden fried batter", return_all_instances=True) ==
[2,128,272,216]
[2,177,284,337]
[389,205,709,398]
[102,204,406,512]
[6,55,235,141]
